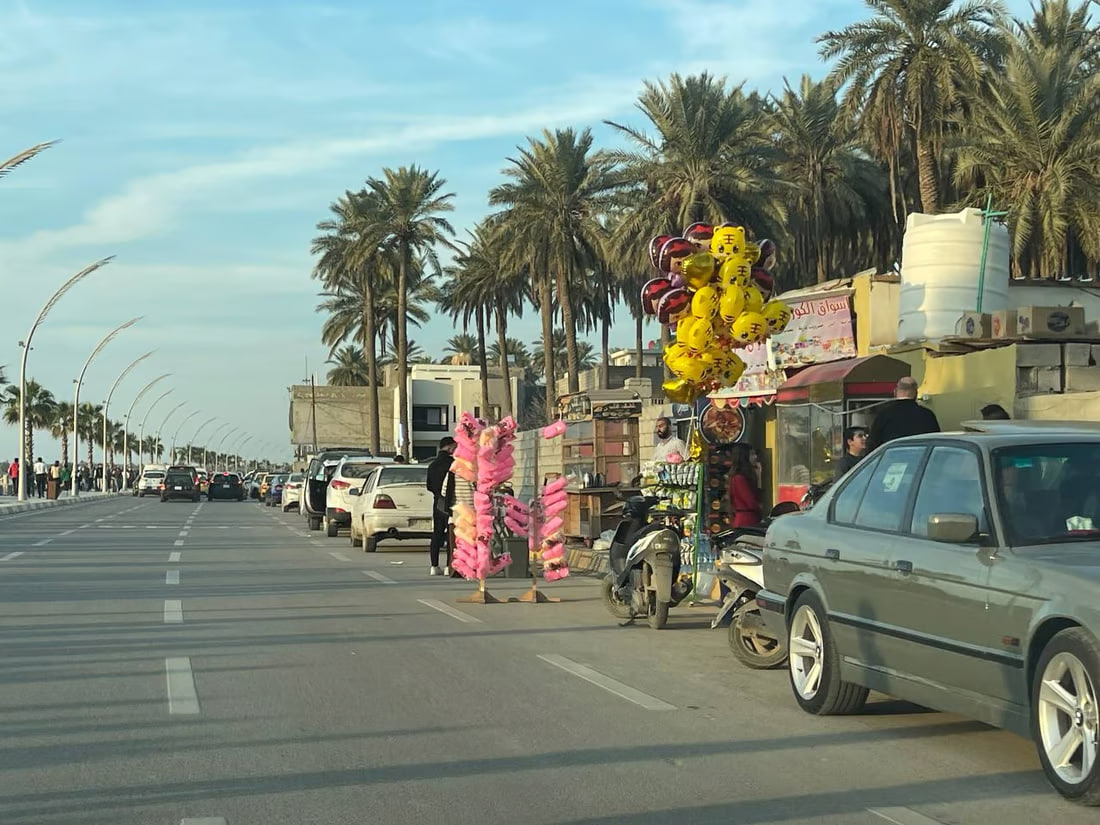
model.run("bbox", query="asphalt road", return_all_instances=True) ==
[0,494,1093,825]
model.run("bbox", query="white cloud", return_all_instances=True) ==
[411,16,552,66]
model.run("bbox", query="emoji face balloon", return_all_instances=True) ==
[675,315,696,342]
[658,238,695,275]
[683,222,714,251]
[681,252,717,289]
[640,277,672,315]
[649,235,674,271]
[742,285,765,314]
[718,287,746,323]
[710,223,747,259]
[715,353,747,387]
[718,257,752,288]
[656,288,691,324]
[690,285,719,320]
[731,311,768,344]
[685,317,714,352]
[762,301,793,334]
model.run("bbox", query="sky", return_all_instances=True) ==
[0,0,1036,464]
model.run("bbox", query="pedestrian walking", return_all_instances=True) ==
[426,436,457,577]
[866,377,940,453]
[60,463,72,492]
[9,458,20,496]
[33,456,47,498]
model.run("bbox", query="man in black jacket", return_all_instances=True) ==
[867,377,940,453]
[426,436,457,576]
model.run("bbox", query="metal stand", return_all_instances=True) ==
[513,575,561,603]
[457,578,501,604]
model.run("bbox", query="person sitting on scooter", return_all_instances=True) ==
[728,444,763,529]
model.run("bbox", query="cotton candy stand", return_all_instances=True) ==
[514,418,570,604]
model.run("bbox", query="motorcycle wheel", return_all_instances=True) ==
[601,577,633,620]
[648,595,669,630]
[729,605,787,669]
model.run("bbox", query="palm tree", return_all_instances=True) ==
[770,74,892,284]
[1,141,58,178]
[441,236,495,419]
[443,333,480,365]
[532,331,596,382]
[78,403,102,468]
[953,0,1100,277]
[50,401,74,467]
[326,345,370,386]
[490,127,617,411]
[365,166,456,458]
[2,380,57,462]
[818,0,1005,214]
[378,339,428,368]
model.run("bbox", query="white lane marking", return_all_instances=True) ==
[32,538,52,546]
[181,817,227,825]
[1,551,24,561]
[78,523,91,529]
[362,570,395,584]
[173,539,185,547]
[179,530,190,537]
[328,551,351,562]
[165,657,200,714]
[166,570,180,585]
[417,598,482,624]
[59,529,75,536]
[94,518,105,522]
[537,654,677,711]
[164,600,183,624]
[168,551,181,562]
[869,808,948,825]
[310,540,324,547]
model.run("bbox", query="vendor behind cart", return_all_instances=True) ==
[652,416,687,463]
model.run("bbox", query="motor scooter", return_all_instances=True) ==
[601,495,694,629]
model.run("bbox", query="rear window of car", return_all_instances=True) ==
[165,474,193,484]
[341,461,380,479]
[144,471,165,479]
[377,466,429,486]
[212,474,240,484]
[287,473,304,482]
[271,475,288,484]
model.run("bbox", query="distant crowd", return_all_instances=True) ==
[0,458,137,497]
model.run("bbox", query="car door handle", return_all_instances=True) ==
[894,559,913,574]
[824,548,840,561]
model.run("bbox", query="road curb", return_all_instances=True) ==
[0,493,118,516]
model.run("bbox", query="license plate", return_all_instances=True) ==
[222,484,230,488]
[174,486,182,490]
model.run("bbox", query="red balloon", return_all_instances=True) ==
[658,238,694,274]
[656,288,691,325]
[640,277,672,315]
[684,222,714,246]
[649,235,673,270]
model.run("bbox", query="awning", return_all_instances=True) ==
[711,394,776,409]
[776,355,911,404]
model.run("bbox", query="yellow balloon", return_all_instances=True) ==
[678,355,706,383]
[685,316,714,352]
[690,285,719,319]
[675,316,696,341]
[663,378,701,404]
[762,300,793,334]
[718,256,753,288]
[714,353,747,387]
[663,342,691,369]
[731,311,768,344]
[718,287,746,323]
[710,224,747,260]
[681,253,717,290]
[743,285,764,314]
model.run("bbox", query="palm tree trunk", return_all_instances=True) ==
[556,261,580,394]
[600,311,611,390]
[915,136,939,214]
[476,305,491,421]
[60,431,69,467]
[634,312,644,380]
[494,302,515,420]
[540,272,556,421]
[361,274,381,455]
[396,247,412,459]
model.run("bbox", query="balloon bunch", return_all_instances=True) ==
[640,222,793,404]
[450,412,515,581]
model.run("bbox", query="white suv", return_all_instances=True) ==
[323,456,392,537]
[135,470,165,497]
[349,464,433,551]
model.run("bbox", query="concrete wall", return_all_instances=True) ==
[556,365,666,397]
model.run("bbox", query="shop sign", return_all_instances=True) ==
[771,295,856,368]
[592,399,642,420]
[718,340,783,398]
[560,394,591,422]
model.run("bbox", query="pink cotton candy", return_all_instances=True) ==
[542,516,564,537]
[543,476,569,495]
[542,420,567,439]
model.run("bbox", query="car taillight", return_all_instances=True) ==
[373,494,396,509]
[331,480,350,490]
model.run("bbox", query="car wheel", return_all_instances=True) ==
[308,516,321,531]
[364,536,378,553]
[325,517,339,538]
[1032,628,1100,804]
[729,605,788,670]
[787,591,868,715]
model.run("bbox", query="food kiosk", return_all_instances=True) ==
[773,354,911,502]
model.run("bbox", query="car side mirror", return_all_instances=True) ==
[927,513,979,544]
[348,488,361,496]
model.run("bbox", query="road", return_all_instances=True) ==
[0,495,1091,825]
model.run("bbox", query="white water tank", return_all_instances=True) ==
[897,208,1010,342]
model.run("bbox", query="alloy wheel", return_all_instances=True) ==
[1038,651,1099,786]
[789,604,824,700]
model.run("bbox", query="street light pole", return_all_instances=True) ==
[216,427,239,471]
[233,436,253,473]
[170,410,200,465]
[156,402,187,466]
[71,316,141,497]
[188,417,218,466]
[204,422,231,470]
[137,390,173,465]
[16,257,115,501]
[121,373,171,488]
[102,351,154,493]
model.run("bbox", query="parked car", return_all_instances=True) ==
[348,464,433,551]
[161,470,200,502]
[249,472,266,500]
[323,456,393,537]
[196,469,210,496]
[258,473,274,501]
[207,472,245,501]
[756,421,1100,804]
[281,472,305,512]
[265,473,288,507]
[135,470,165,497]
[301,449,375,532]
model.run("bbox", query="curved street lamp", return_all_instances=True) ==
[102,351,154,492]
[187,417,218,465]
[155,402,187,466]
[71,315,141,496]
[16,256,114,501]
[137,390,173,466]
[121,373,171,487]
[171,410,200,464]
[230,433,252,472]
[216,426,240,471]
[203,422,231,469]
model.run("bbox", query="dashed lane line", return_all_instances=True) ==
[869,807,948,825]
[166,570,180,585]
[328,551,351,562]
[168,551,181,562]
[58,529,75,536]
[164,600,183,624]
[417,598,482,624]
[181,817,227,825]
[32,538,52,546]
[537,654,677,711]
[173,540,185,547]
[165,657,200,715]
[1,551,24,561]
[362,570,396,584]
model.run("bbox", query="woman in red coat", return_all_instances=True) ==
[728,444,763,528]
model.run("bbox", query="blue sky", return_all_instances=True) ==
[0,0,1034,463]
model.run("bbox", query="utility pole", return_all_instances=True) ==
[304,373,318,454]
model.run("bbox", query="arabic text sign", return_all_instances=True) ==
[771,295,856,368]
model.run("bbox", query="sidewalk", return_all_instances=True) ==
[0,491,117,516]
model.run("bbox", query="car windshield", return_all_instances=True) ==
[340,461,379,479]
[287,473,304,483]
[377,466,428,486]
[993,442,1100,545]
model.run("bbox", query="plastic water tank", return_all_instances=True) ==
[897,208,1010,342]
